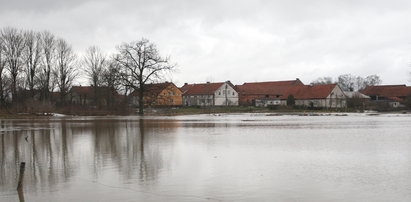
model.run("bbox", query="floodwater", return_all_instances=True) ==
[0,113,411,202]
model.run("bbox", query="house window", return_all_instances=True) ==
[232,92,235,95]
[218,91,221,95]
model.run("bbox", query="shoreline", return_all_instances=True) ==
[0,108,409,119]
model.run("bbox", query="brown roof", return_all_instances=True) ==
[129,82,181,97]
[236,79,303,96]
[282,84,338,99]
[361,85,411,98]
[70,86,93,95]
[181,81,235,95]
[180,84,195,94]
[70,86,119,96]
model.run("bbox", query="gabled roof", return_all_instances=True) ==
[282,84,338,99]
[361,85,411,98]
[236,79,303,95]
[182,81,235,95]
[129,82,181,97]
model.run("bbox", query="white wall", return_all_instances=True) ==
[326,85,347,108]
[214,82,239,106]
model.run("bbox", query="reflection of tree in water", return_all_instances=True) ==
[0,120,75,191]
[91,118,179,184]
[0,118,179,193]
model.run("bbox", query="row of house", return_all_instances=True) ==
[127,79,347,108]
[67,79,411,109]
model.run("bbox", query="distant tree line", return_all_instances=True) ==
[0,27,174,114]
[310,74,382,92]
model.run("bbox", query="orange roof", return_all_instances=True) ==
[129,82,180,97]
[361,85,411,98]
[236,79,303,95]
[182,81,235,95]
[282,84,338,99]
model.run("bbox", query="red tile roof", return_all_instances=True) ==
[181,81,235,95]
[361,85,411,98]
[236,79,303,95]
[282,84,338,99]
[180,84,195,94]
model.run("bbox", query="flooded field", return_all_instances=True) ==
[1,113,411,202]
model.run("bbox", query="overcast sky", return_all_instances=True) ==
[1,0,411,86]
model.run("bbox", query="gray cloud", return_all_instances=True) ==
[1,0,410,86]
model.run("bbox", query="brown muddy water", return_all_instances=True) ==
[0,113,411,202]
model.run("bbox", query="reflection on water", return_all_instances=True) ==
[0,114,411,202]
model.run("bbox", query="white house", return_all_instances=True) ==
[181,81,239,106]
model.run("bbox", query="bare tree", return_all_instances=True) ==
[0,27,25,102]
[310,77,333,85]
[337,74,356,91]
[364,75,382,87]
[53,39,77,103]
[100,60,122,106]
[114,39,175,115]
[338,74,382,91]
[23,30,42,97]
[102,59,121,90]
[0,39,7,105]
[83,46,106,105]
[355,76,365,91]
[38,31,56,100]
[83,46,106,87]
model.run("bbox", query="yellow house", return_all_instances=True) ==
[130,82,183,106]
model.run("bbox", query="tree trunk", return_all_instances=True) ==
[0,74,3,106]
[12,75,17,103]
[138,86,144,115]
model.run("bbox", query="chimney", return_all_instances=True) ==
[184,83,188,86]
[206,81,210,84]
